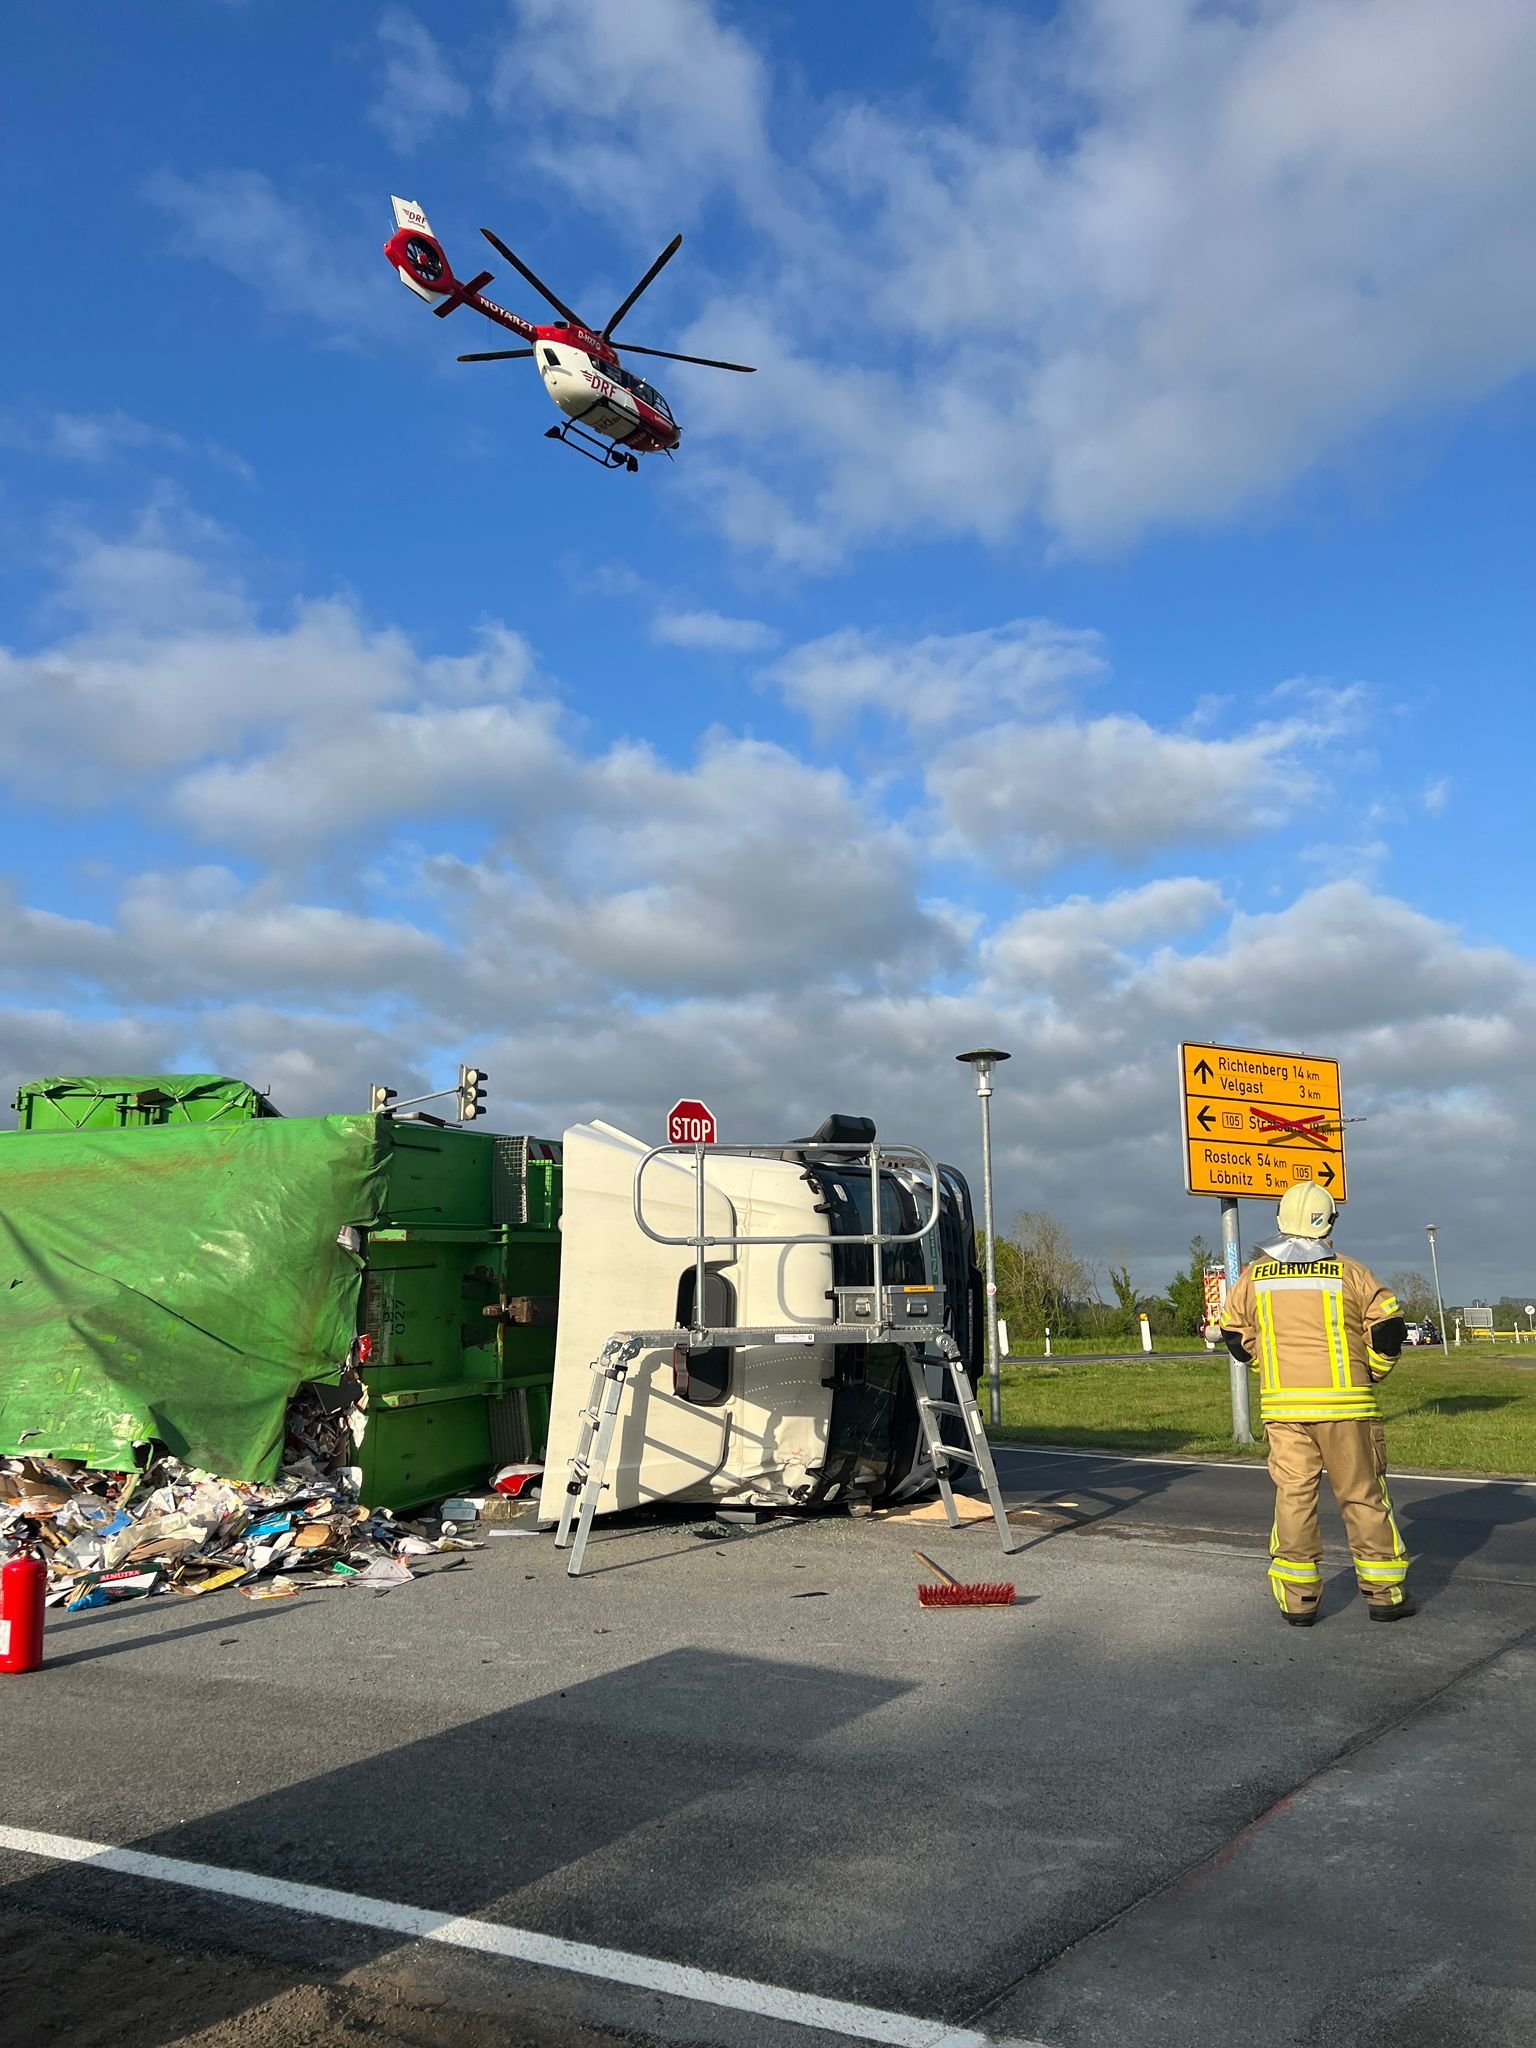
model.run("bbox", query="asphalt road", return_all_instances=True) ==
[2,1447,1533,2048]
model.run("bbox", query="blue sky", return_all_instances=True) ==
[3,0,1534,1298]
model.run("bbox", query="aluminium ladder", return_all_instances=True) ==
[553,1137,1016,1577]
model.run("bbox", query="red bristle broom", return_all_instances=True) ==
[913,1550,1016,1609]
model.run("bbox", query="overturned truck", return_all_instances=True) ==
[1,1077,984,1526]
[540,1115,985,1527]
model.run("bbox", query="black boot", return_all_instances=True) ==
[1368,1595,1418,1622]
[1283,1608,1319,1628]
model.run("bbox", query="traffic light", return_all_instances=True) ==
[457,1065,488,1121]
[368,1083,398,1115]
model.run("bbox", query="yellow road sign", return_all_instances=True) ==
[1179,1040,1347,1203]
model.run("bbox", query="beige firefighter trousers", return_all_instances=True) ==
[1265,1418,1410,1614]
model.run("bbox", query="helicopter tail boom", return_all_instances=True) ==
[384,197,534,341]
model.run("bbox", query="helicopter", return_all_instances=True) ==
[383,197,755,472]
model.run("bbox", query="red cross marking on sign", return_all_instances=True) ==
[1250,1107,1333,1148]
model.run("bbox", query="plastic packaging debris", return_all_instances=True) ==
[491,1463,543,1498]
[0,1361,486,1618]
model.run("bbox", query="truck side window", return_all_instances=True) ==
[674,1265,735,1404]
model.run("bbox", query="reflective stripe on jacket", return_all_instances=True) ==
[1222,1251,1399,1423]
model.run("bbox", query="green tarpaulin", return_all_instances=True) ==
[0,1116,388,1478]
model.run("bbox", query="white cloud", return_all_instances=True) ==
[489,0,1536,554]
[651,609,779,654]
[3,506,1532,1292]
[0,410,251,477]
[0,508,558,834]
[928,708,1337,874]
[142,4,1536,557]
[987,878,1227,988]
[144,170,388,338]
[491,0,770,221]
[370,8,471,152]
[769,619,1107,733]
[1423,776,1452,815]
[0,872,449,1007]
[438,735,962,1001]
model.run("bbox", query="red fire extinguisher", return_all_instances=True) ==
[1,1531,47,1675]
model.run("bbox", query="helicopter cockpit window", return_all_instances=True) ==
[542,347,560,367]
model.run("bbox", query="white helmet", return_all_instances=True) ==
[1276,1181,1337,1240]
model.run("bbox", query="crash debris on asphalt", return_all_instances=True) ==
[0,1391,489,1611]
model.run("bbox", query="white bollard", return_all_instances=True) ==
[1044,1325,1051,1358]
[1139,1312,1153,1354]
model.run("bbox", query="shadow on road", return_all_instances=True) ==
[988,1439,1196,1554]
[1401,1481,1536,1600]
[1,1646,912,2048]
[43,1606,301,1669]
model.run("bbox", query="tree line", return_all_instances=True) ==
[988,1209,1442,1346]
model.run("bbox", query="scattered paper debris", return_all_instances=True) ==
[2,1387,501,1621]
[239,1574,300,1602]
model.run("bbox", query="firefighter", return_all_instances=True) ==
[1220,1180,1413,1626]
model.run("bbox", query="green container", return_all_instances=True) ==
[0,1083,561,1512]
[14,1073,279,1131]
[357,1125,562,1510]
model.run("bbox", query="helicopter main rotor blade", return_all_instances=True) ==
[616,343,757,373]
[457,349,535,361]
[480,229,585,327]
[603,234,683,338]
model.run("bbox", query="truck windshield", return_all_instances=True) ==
[816,1170,927,1289]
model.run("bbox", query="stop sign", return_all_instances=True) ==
[667,1098,717,1145]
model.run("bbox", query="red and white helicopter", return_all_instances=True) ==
[383,197,755,472]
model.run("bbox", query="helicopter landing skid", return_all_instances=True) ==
[544,421,641,473]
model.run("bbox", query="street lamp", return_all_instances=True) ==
[1425,1225,1450,1356]
[957,1048,1010,1426]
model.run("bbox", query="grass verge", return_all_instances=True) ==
[993,1352,1536,1475]
[1005,1335,1200,1357]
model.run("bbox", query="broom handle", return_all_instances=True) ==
[913,1550,960,1587]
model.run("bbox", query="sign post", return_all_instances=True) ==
[1180,1041,1348,1444]
[1220,1197,1250,1442]
[668,1100,717,1342]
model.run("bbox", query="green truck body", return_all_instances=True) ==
[0,1079,561,1511]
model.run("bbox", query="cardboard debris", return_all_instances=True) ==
[872,1494,997,1526]
[239,1574,301,1602]
[0,1379,487,1616]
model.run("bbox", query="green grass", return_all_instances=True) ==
[1005,1335,1200,1357]
[993,1352,1536,1475]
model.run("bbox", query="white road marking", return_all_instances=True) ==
[0,1824,1049,2048]
[994,1442,1536,1487]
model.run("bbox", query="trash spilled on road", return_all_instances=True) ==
[0,1386,492,1612]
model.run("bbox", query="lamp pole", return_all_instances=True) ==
[957,1048,1010,1427]
[1425,1225,1449,1356]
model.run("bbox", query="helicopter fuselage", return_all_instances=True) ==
[533,326,681,456]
